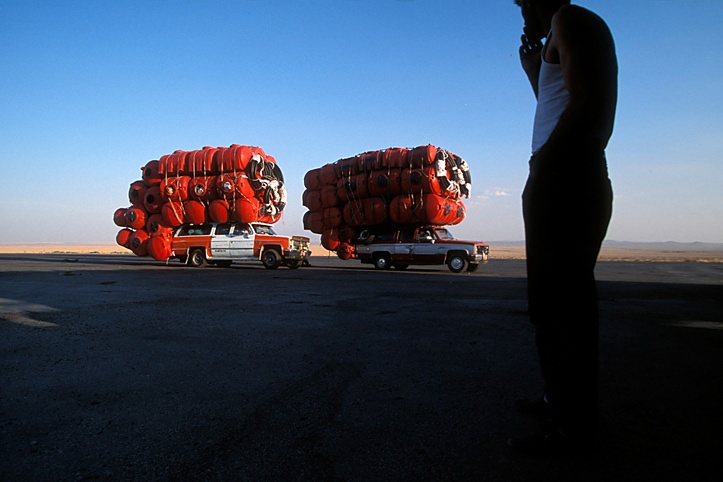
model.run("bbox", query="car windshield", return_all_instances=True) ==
[253,224,277,235]
[434,228,455,240]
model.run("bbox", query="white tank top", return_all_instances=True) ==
[531,56,569,154]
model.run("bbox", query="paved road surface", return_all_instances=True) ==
[1,254,722,481]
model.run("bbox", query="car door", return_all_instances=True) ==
[410,228,440,263]
[393,229,414,262]
[210,223,232,258]
[230,223,254,259]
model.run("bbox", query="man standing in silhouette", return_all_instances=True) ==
[510,0,617,454]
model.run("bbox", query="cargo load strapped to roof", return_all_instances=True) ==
[113,144,287,261]
[302,144,472,259]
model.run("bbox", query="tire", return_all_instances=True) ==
[262,249,281,269]
[393,263,409,270]
[373,253,391,270]
[358,230,375,245]
[286,259,301,269]
[466,263,480,272]
[188,248,207,267]
[447,254,468,273]
[215,260,232,268]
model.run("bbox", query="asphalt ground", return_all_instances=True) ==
[1,254,722,482]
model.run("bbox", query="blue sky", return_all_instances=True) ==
[1,0,722,245]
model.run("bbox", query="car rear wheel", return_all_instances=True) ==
[447,254,468,273]
[467,263,480,272]
[286,259,301,269]
[262,249,281,269]
[188,248,207,267]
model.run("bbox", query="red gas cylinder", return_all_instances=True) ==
[302,189,322,212]
[358,150,382,171]
[336,156,358,177]
[114,208,128,227]
[148,235,173,261]
[215,173,256,200]
[158,153,173,176]
[251,146,267,159]
[235,175,256,199]
[185,150,204,174]
[409,144,438,167]
[186,147,218,174]
[116,228,133,248]
[219,145,254,172]
[146,214,174,238]
[166,151,188,175]
[336,243,354,260]
[401,167,443,195]
[304,168,322,191]
[208,199,231,223]
[143,186,163,214]
[337,224,357,244]
[389,195,423,224]
[202,147,219,173]
[129,229,150,256]
[142,160,162,186]
[303,211,324,234]
[189,176,218,201]
[337,173,370,202]
[128,180,148,207]
[322,206,343,229]
[233,196,260,223]
[319,163,337,185]
[257,212,281,224]
[161,200,185,226]
[160,176,191,202]
[321,229,340,251]
[382,148,410,168]
[368,169,403,198]
[321,184,340,208]
[184,200,207,224]
[363,197,387,225]
[216,173,235,199]
[126,206,147,230]
[343,199,366,226]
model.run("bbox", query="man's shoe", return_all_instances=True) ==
[514,396,551,418]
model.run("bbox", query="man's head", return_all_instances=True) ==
[515,0,570,40]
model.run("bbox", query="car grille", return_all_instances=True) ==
[291,237,310,250]
[476,245,489,255]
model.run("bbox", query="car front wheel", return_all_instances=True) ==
[262,249,281,269]
[447,254,468,273]
[373,254,391,270]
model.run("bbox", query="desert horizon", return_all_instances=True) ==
[2,241,722,263]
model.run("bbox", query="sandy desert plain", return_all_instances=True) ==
[1,241,722,263]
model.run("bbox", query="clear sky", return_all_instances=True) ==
[1,0,721,245]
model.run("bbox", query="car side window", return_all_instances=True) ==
[216,223,231,235]
[399,230,414,242]
[232,224,250,236]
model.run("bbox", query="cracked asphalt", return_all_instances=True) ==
[1,254,722,481]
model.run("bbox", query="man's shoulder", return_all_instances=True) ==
[553,4,610,34]
[551,4,614,50]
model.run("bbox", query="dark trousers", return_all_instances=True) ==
[521,144,613,438]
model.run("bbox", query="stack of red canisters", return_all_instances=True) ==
[113,145,287,261]
[302,144,472,259]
